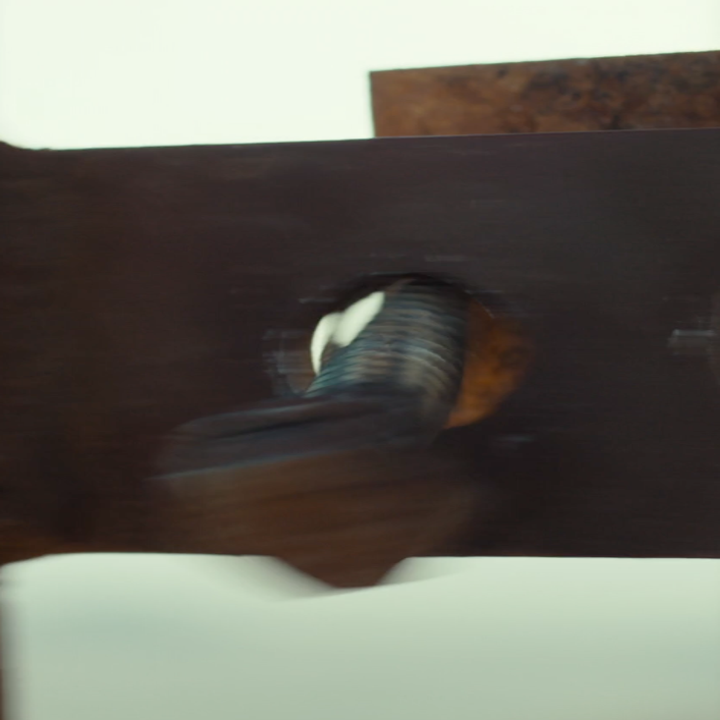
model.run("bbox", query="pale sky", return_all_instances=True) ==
[1,0,720,148]
[1,1,719,719]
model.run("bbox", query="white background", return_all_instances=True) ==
[1,0,720,148]
[1,1,720,718]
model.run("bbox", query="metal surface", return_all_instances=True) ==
[2,129,720,572]
[371,50,720,136]
[156,278,478,586]
[668,329,716,355]
[156,397,479,588]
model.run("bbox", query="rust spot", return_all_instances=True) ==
[447,297,532,428]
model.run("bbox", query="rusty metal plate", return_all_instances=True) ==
[1,129,720,565]
[371,50,720,136]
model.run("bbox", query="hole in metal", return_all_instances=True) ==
[306,273,532,428]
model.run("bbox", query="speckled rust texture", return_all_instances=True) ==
[371,51,720,136]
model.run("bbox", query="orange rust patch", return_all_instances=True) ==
[447,298,532,428]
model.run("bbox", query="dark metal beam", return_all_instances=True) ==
[1,129,720,576]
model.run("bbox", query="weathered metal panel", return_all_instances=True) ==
[372,51,720,136]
